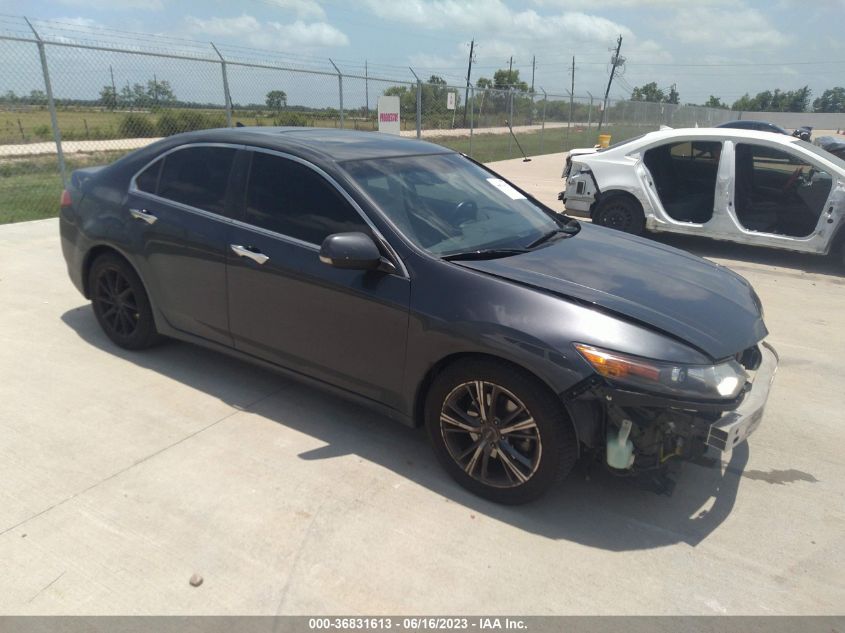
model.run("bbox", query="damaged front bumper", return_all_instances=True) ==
[706,341,778,452]
[566,341,779,474]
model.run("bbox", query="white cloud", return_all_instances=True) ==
[56,0,163,9]
[185,14,262,38]
[261,0,326,19]
[51,16,99,28]
[533,0,729,7]
[268,20,349,47]
[663,7,790,49]
[185,13,348,50]
[363,0,632,43]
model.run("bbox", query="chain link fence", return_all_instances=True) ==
[0,15,739,224]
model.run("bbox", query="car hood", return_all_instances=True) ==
[458,224,767,360]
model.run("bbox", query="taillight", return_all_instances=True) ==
[60,189,72,208]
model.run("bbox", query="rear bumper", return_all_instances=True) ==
[706,341,779,452]
[59,211,86,297]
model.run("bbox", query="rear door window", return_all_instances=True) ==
[157,146,237,215]
[244,151,370,244]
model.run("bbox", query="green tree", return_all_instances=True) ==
[630,82,665,103]
[732,93,753,111]
[788,85,811,112]
[703,95,727,109]
[383,85,416,118]
[492,69,528,91]
[813,87,845,113]
[28,89,47,105]
[147,79,176,105]
[475,77,493,89]
[266,90,288,111]
[99,85,118,110]
[665,85,680,105]
[120,84,134,107]
[731,86,810,112]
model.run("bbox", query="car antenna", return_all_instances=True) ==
[505,119,532,162]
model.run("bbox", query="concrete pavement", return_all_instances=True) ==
[0,157,844,614]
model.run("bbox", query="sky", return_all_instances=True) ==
[2,0,844,108]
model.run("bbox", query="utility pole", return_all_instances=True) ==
[530,55,535,93]
[365,60,369,118]
[508,55,513,78]
[109,65,116,108]
[463,39,474,127]
[598,35,623,132]
[153,72,158,106]
[567,56,574,139]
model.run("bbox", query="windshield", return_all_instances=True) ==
[343,153,562,256]
[795,139,845,172]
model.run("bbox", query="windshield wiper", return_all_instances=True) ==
[525,220,580,249]
[442,248,529,261]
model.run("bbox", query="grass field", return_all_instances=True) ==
[0,123,642,225]
[1,107,404,143]
[0,151,129,224]
[434,124,641,163]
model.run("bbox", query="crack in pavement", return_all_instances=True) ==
[26,571,65,604]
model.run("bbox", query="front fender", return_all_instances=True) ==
[400,253,710,422]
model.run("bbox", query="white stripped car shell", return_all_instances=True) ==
[561,128,845,257]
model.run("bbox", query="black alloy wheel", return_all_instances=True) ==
[89,253,160,350]
[425,359,577,504]
[593,196,645,235]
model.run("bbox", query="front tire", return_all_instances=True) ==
[425,360,578,504]
[592,195,645,235]
[88,253,160,350]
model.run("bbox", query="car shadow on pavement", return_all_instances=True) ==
[62,304,749,552]
[649,232,845,278]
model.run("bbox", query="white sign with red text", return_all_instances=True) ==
[378,96,401,135]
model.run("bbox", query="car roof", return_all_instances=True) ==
[164,127,455,162]
[607,127,802,148]
[717,120,781,127]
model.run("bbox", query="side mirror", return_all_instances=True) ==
[319,232,383,271]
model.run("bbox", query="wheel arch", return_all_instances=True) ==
[81,243,145,299]
[412,352,578,442]
[592,188,644,216]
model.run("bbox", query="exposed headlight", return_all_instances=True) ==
[575,344,748,401]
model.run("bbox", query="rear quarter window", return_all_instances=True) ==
[134,159,161,193]
[156,146,237,214]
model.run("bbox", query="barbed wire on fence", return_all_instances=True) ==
[0,14,741,223]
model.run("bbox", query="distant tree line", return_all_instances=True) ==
[629,82,680,105]
[685,86,845,113]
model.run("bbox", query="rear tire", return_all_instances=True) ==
[88,253,161,350]
[425,359,578,504]
[593,195,645,235]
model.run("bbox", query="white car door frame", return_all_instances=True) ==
[723,139,838,255]
[636,138,729,237]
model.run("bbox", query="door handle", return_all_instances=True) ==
[230,244,269,265]
[129,208,157,224]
